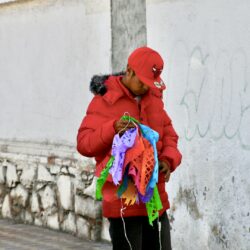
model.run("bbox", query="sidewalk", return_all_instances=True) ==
[0,219,111,250]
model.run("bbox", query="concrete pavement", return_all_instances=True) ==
[0,219,111,250]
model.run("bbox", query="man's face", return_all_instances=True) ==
[127,71,149,96]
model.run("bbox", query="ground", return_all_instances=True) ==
[0,219,111,250]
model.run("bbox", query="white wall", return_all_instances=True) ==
[0,0,111,145]
[147,0,250,249]
[0,0,16,3]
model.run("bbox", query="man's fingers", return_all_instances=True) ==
[121,119,136,124]
[165,169,171,182]
[121,124,136,130]
[114,120,136,134]
[165,173,170,182]
[159,162,171,182]
[159,165,169,173]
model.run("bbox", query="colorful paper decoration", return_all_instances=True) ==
[96,115,163,225]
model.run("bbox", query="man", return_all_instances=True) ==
[77,47,182,250]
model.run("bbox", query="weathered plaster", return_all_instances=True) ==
[147,0,250,249]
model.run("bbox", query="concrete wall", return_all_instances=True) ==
[0,150,103,241]
[0,0,111,242]
[1,0,250,248]
[0,0,111,144]
[147,0,250,249]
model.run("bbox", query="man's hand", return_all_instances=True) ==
[114,120,136,135]
[159,161,171,182]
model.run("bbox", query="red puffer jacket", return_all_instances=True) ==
[77,74,182,218]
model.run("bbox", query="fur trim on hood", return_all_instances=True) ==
[90,71,125,96]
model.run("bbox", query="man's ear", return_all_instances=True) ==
[126,65,134,77]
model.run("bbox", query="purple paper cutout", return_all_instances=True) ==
[109,128,137,185]
[138,187,154,203]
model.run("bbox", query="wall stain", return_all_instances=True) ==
[202,186,209,200]
[168,213,175,224]
[231,176,235,183]
[211,224,229,249]
[174,186,203,220]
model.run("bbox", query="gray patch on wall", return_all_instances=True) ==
[111,0,147,72]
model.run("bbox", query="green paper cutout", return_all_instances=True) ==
[121,115,140,124]
[146,186,163,226]
[96,156,115,200]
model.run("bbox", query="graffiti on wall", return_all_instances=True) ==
[166,40,250,150]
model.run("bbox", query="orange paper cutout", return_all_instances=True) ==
[130,138,155,195]
[121,180,137,206]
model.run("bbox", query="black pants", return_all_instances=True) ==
[108,212,172,250]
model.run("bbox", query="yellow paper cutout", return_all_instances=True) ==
[121,181,137,206]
